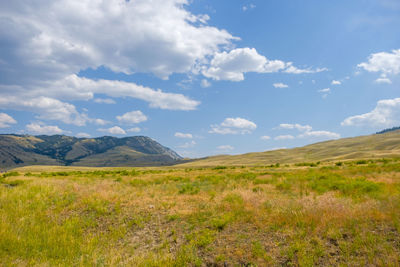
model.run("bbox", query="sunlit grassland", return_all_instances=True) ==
[1,159,400,266]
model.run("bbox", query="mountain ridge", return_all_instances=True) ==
[179,130,400,167]
[0,134,182,169]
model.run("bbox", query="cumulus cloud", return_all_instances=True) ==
[275,123,340,140]
[0,96,89,126]
[94,98,116,104]
[274,135,294,141]
[0,0,234,84]
[116,110,147,124]
[375,74,392,84]
[341,98,400,127]
[98,126,126,135]
[210,117,257,134]
[331,80,341,85]
[0,113,17,128]
[1,0,238,121]
[0,75,200,112]
[201,79,211,88]
[273,83,289,88]
[127,127,141,133]
[260,135,271,140]
[92,118,110,126]
[26,122,64,135]
[175,132,193,139]
[358,49,400,75]
[202,48,326,81]
[277,123,312,132]
[76,132,91,138]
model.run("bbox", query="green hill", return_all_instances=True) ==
[0,135,181,170]
[181,130,400,167]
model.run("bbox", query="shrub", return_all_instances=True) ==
[212,166,227,170]
[178,183,200,195]
[2,171,20,178]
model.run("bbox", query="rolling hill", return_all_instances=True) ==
[0,134,182,169]
[180,130,400,167]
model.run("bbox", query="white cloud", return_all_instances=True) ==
[375,77,392,84]
[92,118,110,126]
[266,147,287,151]
[275,123,340,140]
[283,63,328,74]
[76,132,91,138]
[202,48,325,81]
[331,80,341,85]
[217,145,234,151]
[98,126,126,135]
[116,110,147,124]
[277,123,312,132]
[273,83,289,88]
[274,135,295,141]
[14,75,200,111]
[358,49,400,75]
[210,117,257,134]
[341,98,400,127]
[201,79,211,88]
[26,122,64,135]
[94,98,116,104]
[203,48,285,81]
[0,0,235,83]
[318,88,331,98]
[0,113,17,128]
[242,4,256,11]
[298,131,340,139]
[179,140,196,148]
[375,74,392,84]
[1,0,232,120]
[127,127,141,133]
[318,88,331,93]
[260,135,271,140]
[221,118,257,129]
[0,96,89,126]
[175,132,193,139]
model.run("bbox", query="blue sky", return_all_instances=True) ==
[0,0,400,157]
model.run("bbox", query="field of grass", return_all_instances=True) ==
[1,159,400,266]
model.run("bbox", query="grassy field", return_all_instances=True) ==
[1,159,400,266]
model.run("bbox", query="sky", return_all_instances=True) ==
[0,0,400,158]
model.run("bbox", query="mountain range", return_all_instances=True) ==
[1,129,400,170]
[0,135,182,170]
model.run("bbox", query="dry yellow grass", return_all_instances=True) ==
[1,158,400,266]
[179,131,400,167]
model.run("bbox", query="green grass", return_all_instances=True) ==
[1,160,400,265]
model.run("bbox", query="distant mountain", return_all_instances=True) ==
[0,135,182,169]
[376,126,400,135]
[180,129,400,167]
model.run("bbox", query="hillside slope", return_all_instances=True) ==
[0,135,181,169]
[181,130,400,167]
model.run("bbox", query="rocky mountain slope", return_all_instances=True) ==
[0,135,182,169]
